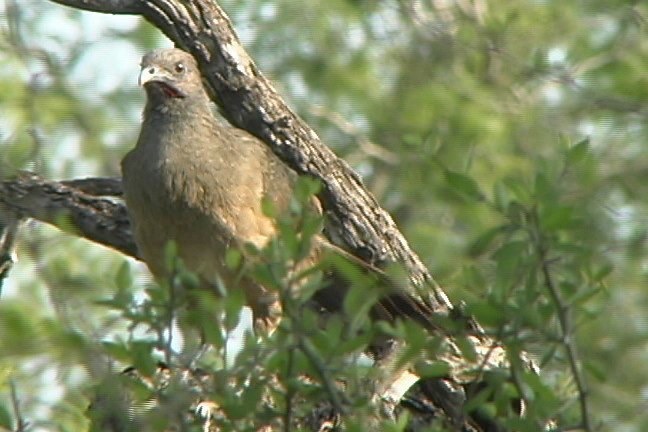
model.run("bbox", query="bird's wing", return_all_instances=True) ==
[313,236,436,329]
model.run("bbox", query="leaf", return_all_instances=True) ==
[566,137,590,165]
[0,403,12,429]
[102,341,131,362]
[114,260,132,290]
[163,240,179,273]
[493,180,511,212]
[343,283,378,332]
[444,169,484,200]
[224,288,246,331]
[468,302,507,327]
[454,336,478,363]
[534,171,555,200]
[493,241,527,280]
[585,360,607,382]
[503,177,531,203]
[225,248,242,270]
[293,176,321,202]
[131,341,157,377]
[261,196,278,218]
[592,262,613,282]
[540,204,575,231]
[468,225,507,257]
[416,360,451,378]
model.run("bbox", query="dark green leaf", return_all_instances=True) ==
[0,403,12,429]
[444,169,484,200]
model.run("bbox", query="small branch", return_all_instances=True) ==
[9,379,27,432]
[297,337,348,416]
[283,345,296,432]
[539,244,591,431]
[308,105,399,166]
[279,269,349,420]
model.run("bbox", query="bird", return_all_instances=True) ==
[121,48,433,336]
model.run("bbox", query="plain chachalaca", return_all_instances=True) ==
[121,48,432,333]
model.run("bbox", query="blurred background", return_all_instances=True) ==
[0,0,647,430]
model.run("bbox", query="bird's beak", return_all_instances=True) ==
[138,65,170,87]
[138,66,187,98]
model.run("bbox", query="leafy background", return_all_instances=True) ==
[0,0,647,430]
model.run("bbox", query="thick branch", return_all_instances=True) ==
[49,0,142,14]
[0,173,136,258]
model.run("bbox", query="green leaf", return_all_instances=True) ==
[468,225,507,257]
[224,288,246,331]
[343,282,377,332]
[416,360,451,378]
[444,169,484,201]
[102,341,131,362]
[114,260,132,290]
[592,262,613,282]
[493,241,527,282]
[454,336,478,363]
[163,240,179,273]
[493,180,511,212]
[585,360,607,382]
[0,403,12,429]
[468,302,507,327]
[534,172,555,200]
[503,177,531,204]
[261,196,278,218]
[131,341,157,377]
[293,176,321,202]
[225,248,242,270]
[566,137,590,165]
[540,204,574,231]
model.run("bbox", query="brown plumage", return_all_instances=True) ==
[122,48,433,332]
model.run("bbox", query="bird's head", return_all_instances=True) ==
[139,48,206,102]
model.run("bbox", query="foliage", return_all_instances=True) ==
[1,0,647,430]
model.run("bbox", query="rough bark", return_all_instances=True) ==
[0,173,134,257]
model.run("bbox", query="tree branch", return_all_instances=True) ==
[0,172,136,258]
[48,0,142,14]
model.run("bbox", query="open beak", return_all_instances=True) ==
[138,66,186,98]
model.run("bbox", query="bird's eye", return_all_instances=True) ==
[174,62,185,73]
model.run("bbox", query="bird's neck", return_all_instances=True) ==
[144,94,211,122]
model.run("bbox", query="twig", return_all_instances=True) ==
[279,261,349,419]
[308,105,399,166]
[297,337,348,416]
[283,345,296,432]
[538,242,591,431]
[9,379,27,432]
